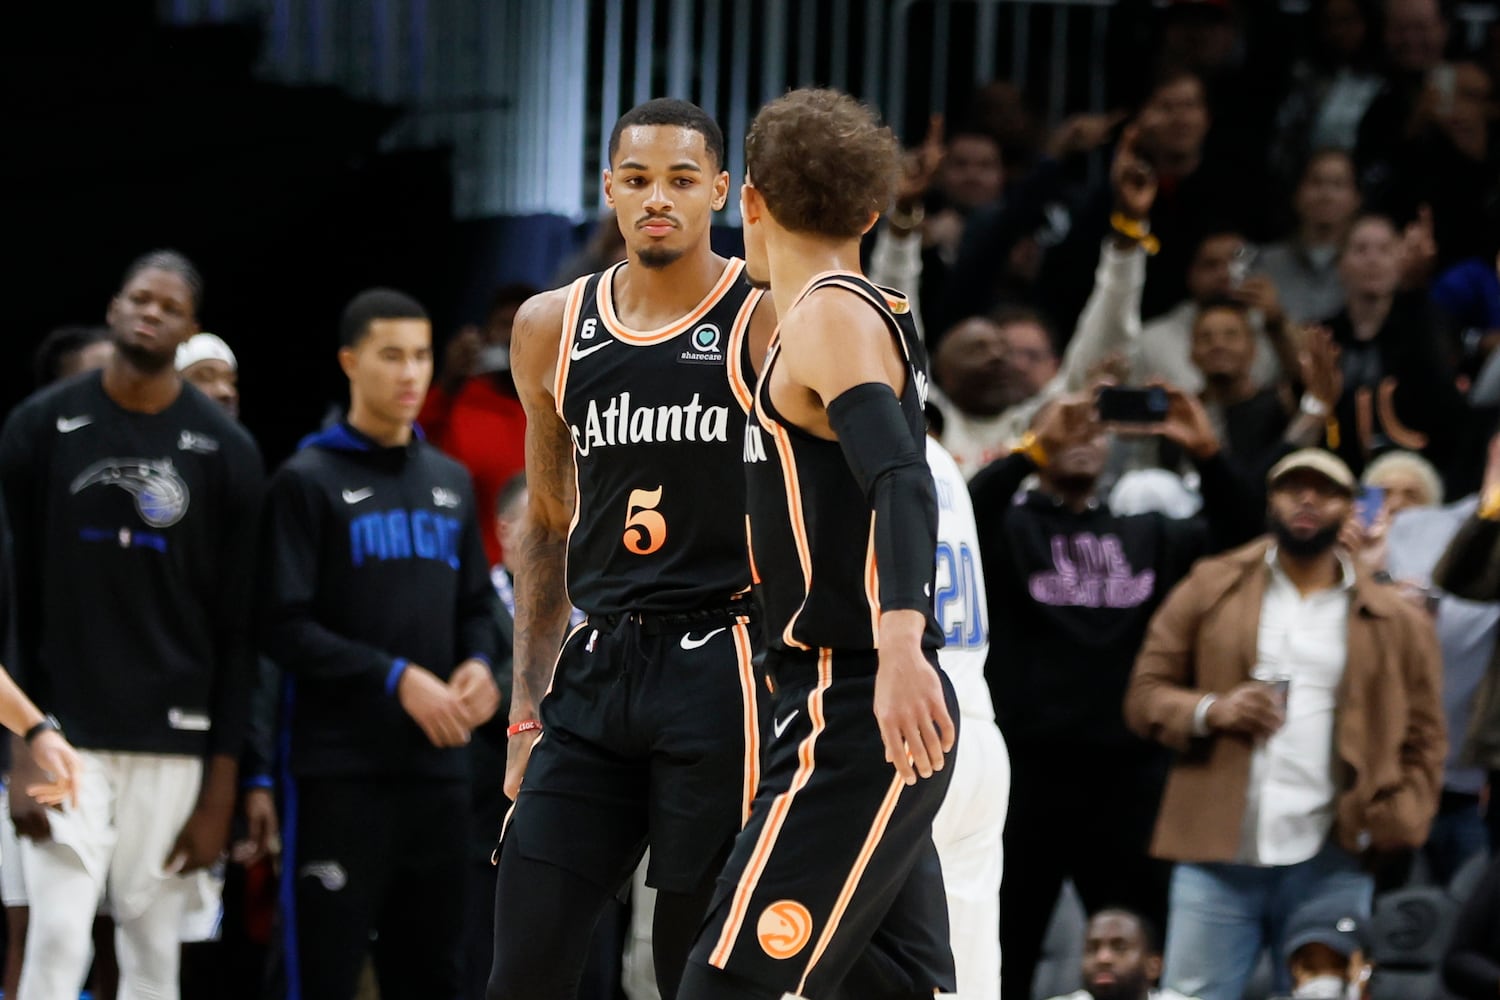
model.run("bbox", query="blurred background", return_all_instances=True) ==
[4,0,1498,461]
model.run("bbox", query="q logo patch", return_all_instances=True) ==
[756,899,813,960]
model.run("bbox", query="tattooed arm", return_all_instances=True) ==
[503,286,579,799]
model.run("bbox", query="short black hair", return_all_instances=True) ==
[608,98,725,171]
[121,249,204,314]
[33,325,109,387]
[339,288,429,348]
[1195,296,1251,321]
[1091,906,1163,954]
[495,472,528,520]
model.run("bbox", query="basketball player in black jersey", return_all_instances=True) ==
[487,99,775,1000]
[681,89,958,1000]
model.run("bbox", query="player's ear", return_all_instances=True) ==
[860,211,880,235]
[602,169,615,209]
[712,170,730,212]
[337,345,359,381]
[740,182,763,223]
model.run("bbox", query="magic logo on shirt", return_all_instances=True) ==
[350,508,462,569]
[70,457,191,527]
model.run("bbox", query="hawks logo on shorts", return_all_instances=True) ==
[756,900,813,960]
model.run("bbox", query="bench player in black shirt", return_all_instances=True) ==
[0,250,264,1000]
[681,88,958,1000]
[487,99,775,1000]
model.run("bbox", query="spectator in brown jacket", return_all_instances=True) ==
[1125,448,1445,1000]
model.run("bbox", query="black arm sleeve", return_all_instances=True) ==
[826,383,938,615]
[208,434,266,759]
[1444,857,1500,998]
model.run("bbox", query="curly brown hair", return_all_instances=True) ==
[745,88,901,239]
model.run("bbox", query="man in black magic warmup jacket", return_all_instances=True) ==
[258,289,501,1000]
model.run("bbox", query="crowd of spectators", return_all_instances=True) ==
[5,1,1500,999]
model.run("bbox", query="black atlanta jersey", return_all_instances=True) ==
[0,371,264,757]
[744,272,942,653]
[556,257,764,615]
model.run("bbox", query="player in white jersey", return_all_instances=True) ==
[928,435,1010,1000]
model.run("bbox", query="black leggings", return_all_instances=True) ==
[486,848,724,1000]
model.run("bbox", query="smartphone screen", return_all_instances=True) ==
[1355,486,1385,530]
[1096,386,1170,424]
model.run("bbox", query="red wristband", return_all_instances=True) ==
[506,719,543,739]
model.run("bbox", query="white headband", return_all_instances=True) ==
[175,333,237,373]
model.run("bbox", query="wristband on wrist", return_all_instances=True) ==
[1299,393,1330,419]
[24,714,60,746]
[1109,212,1160,256]
[506,719,543,739]
[1012,430,1049,469]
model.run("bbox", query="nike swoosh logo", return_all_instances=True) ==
[569,341,611,361]
[342,488,374,504]
[772,710,800,739]
[679,627,727,651]
[56,416,93,433]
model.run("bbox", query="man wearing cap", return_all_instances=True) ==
[176,333,239,419]
[1270,898,1366,999]
[1126,448,1445,1000]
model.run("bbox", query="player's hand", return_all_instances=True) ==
[166,788,234,875]
[873,613,955,786]
[449,658,502,728]
[24,730,81,808]
[231,788,281,867]
[398,664,471,748]
[1205,682,1284,739]
[9,741,54,842]
[503,708,543,801]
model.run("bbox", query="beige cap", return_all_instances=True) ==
[1267,449,1356,495]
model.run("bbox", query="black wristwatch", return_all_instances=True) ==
[23,715,60,745]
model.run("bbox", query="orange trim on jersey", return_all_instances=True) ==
[813,277,917,370]
[746,515,762,586]
[795,772,907,993]
[552,276,591,416]
[732,620,760,826]
[768,420,815,652]
[725,287,764,414]
[864,520,881,647]
[708,648,833,969]
[597,258,747,345]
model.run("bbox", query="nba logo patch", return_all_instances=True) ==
[678,323,725,366]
